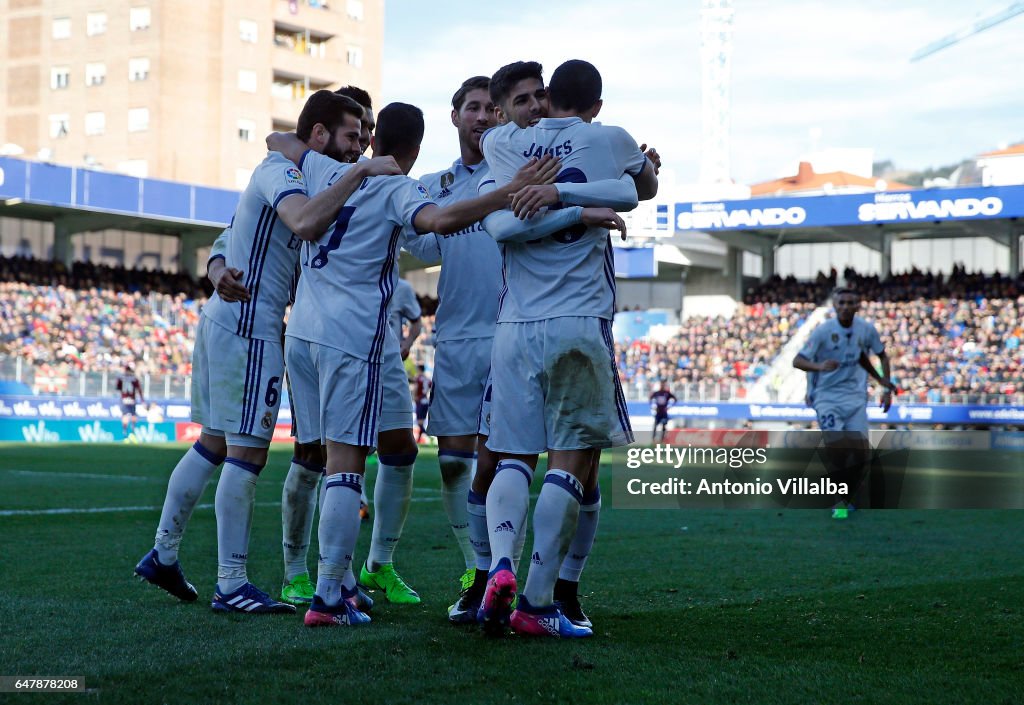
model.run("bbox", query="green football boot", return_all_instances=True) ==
[280,573,316,605]
[359,562,421,604]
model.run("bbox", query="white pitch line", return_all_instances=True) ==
[5,469,153,482]
[0,496,440,518]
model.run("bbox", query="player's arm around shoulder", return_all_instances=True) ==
[413,157,559,235]
[604,124,659,201]
[275,155,402,241]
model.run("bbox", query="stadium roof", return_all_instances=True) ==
[0,156,236,237]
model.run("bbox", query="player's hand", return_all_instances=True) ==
[210,262,250,303]
[818,359,840,372]
[358,156,403,177]
[640,143,662,175]
[510,184,559,219]
[582,207,627,240]
[880,390,893,413]
[265,131,290,151]
[400,340,413,360]
[509,155,561,193]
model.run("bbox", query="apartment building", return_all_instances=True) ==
[1,0,383,190]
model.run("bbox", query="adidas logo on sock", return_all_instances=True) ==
[531,552,542,565]
[494,520,515,533]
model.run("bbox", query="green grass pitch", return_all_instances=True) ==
[0,443,1021,704]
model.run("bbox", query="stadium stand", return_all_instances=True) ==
[2,254,1020,407]
[0,256,206,389]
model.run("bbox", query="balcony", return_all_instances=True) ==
[273,0,347,37]
[272,22,343,80]
[271,70,334,122]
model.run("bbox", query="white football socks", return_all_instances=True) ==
[438,450,475,570]
[522,470,583,607]
[486,459,533,572]
[281,457,323,581]
[215,458,261,594]
[153,441,223,564]
[467,489,491,571]
[367,452,416,570]
[316,473,364,607]
[559,486,601,582]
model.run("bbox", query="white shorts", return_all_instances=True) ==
[191,315,283,442]
[427,337,492,437]
[813,403,869,435]
[486,317,632,455]
[478,371,492,438]
[285,336,321,445]
[310,342,382,446]
[380,351,414,432]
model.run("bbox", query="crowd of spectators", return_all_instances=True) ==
[0,254,210,298]
[0,256,204,385]
[2,253,1022,405]
[869,296,1022,401]
[614,302,817,399]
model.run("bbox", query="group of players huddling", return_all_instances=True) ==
[134,58,661,638]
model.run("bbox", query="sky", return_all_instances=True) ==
[381,0,1024,185]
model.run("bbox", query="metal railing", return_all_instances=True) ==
[0,355,191,400]
[3,353,1022,407]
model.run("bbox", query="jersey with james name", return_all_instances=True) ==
[202,152,304,342]
[480,117,646,323]
[800,316,884,408]
[286,150,435,362]
[404,158,501,342]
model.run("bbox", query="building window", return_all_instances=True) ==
[237,119,256,142]
[49,114,70,139]
[118,160,148,177]
[130,7,151,31]
[87,12,107,36]
[128,57,150,81]
[238,69,257,93]
[52,17,71,40]
[50,66,70,90]
[128,107,150,132]
[235,168,253,189]
[85,112,106,136]
[239,19,258,43]
[347,46,363,68]
[347,0,364,20]
[85,62,106,86]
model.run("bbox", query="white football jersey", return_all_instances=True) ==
[388,278,422,338]
[480,117,647,323]
[286,150,436,362]
[203,152,304,341]
[404,158,501,342]
[800,316,884,408]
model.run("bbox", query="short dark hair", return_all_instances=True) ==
[549,59,602,113]
[374,102,424,157]
[296,90,364,141]
[335,85,372,110]
[452,76,490,111]
[833,286,857,298]
[489,61,543,105]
